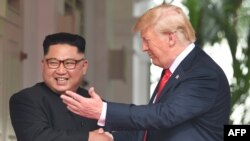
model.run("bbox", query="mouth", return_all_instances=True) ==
[148,54,154,59]
[148,52,153,57]
[55,77,69,85]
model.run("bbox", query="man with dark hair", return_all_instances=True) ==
[9,32,112,141]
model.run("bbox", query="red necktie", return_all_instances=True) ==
[156,69,172,100]
[143,69,171,141]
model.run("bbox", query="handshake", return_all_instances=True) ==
[89,128,113,141]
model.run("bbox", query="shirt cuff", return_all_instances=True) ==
[97,102,107,126]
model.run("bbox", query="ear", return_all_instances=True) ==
[82,60,88,75]
[41,59,45,67]
[168,32,176,47]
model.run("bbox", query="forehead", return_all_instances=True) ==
[141,26,157,39]
[45,44,83,58]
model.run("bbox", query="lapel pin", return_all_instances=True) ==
[175,74,179,79]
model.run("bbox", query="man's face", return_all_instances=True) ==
[42,44,88,94]
[141,27,173,68]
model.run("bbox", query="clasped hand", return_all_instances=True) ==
[89,128,113,141]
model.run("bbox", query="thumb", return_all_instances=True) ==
[88,87,100,99]
[98,128,104,133]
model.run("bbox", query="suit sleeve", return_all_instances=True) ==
[105,70,227,130]
[9,93,88,141]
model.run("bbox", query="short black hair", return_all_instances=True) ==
[43,32,86,55]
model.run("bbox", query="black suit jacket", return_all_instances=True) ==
[107,46,231,141]
[9,82,99,141]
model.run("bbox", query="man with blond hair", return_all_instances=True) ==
[61,4,231,141]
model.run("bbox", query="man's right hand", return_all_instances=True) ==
[61,87,103,120]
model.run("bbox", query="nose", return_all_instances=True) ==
[56,63,67,74]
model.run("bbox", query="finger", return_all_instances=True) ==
[88,87,95,97]
[98,128,104,133]
[67,105,81,115]
[64,91,84,101]
[61,94,77,104]
[104,132,113,139]
[61,94,81,108]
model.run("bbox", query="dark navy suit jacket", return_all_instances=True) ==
[9,82,99,141]
[107,46,231,141]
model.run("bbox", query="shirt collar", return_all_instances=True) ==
[169,43,195,73]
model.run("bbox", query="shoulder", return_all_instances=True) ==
[10,82,46,102]
[179,46,228,84]
[185,45,225,74]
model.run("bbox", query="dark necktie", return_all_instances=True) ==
[143,69,172,141]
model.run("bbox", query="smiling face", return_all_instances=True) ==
[42,44,88,94]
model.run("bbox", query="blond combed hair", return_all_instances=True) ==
[133,4,196,42]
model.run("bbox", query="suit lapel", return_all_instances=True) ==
[155,68,184,103]
[153,46,202,103]
[149,70,165,104]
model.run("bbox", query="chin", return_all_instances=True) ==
[53,90,66,95]
[53,87,69,94]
